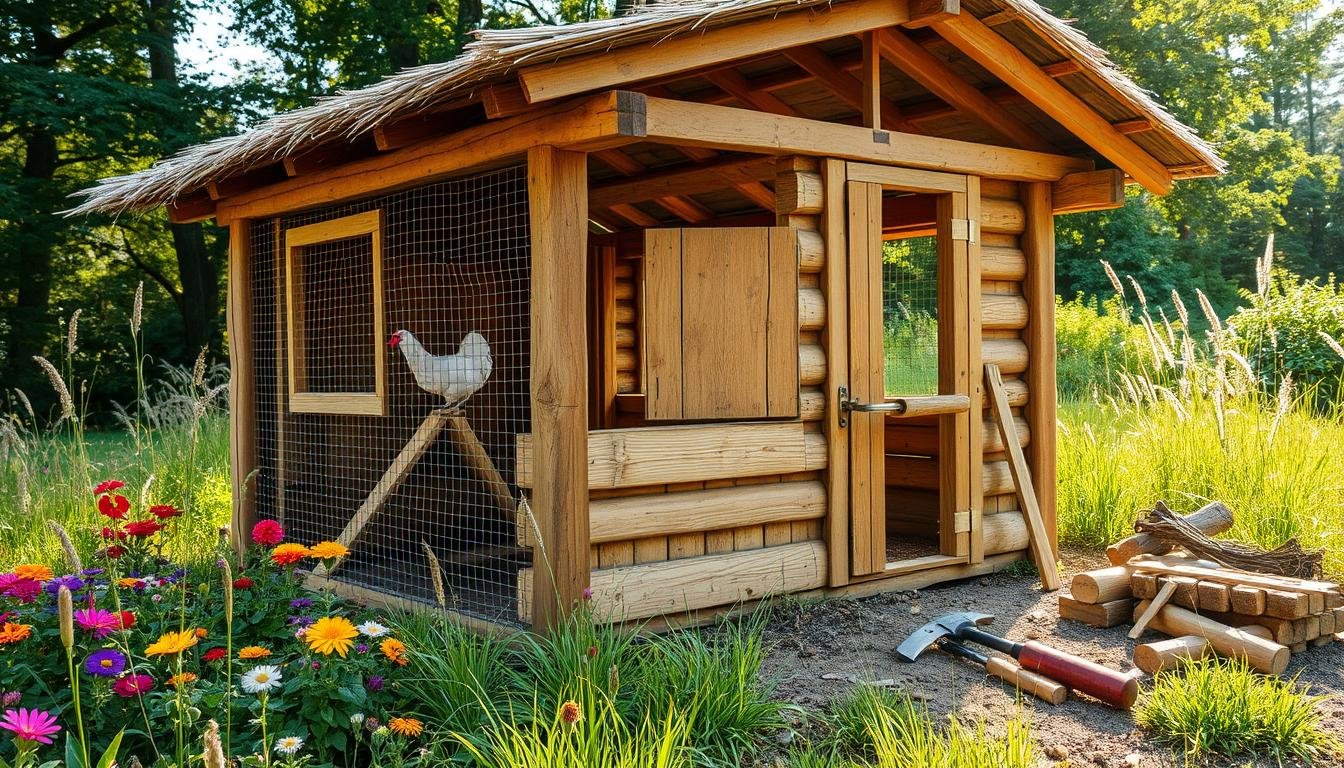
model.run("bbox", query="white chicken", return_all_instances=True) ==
[389,329,493,408]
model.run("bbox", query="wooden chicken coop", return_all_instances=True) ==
[76,0,1221,633]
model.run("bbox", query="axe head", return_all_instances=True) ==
[895,612,994,662]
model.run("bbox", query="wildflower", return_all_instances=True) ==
[388,718,422,738]
[80,568,104,577]
[363,716,381,732]
[240,665,283,694]
[97,494,130,520]
[0,708,61,745]
[94,480,125,495]
[350,713,365,726]
[238,646,271,660]
[356,644,369,654]
[151,593,163,603]
[117,577,143,589]
[304,616,358,657]
[289,598,313,610]
[356,621,389,638]
[74,608,120,639]
[100,528,127,541]
[310,661,320,670]
[272,544,309,567]
[251,520,284,546]
[586,645,598,659]
[166,672,198,688]
[113,675,154,697]
[0,693,19,707]
[232,576,254,590]
[194,627,208,638]
[149,504,182,520]
[124,520,162,538]
[145,630,199,657]
[366,675,384,692]
[44,575,85,595]
[84,649,127,677]
[203,648,227,663]
[12,565,52,582]
[582,587,594,601]
[307,541,349,560]
[105,545,126,560]
[379,638,408,666]
[118,611,135,629]
[1,580,40,603]
[559,700,582,726]
[288,615,314,627]
[274,736,304,755]
[0,623,33,645]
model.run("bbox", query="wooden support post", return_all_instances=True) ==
[821,159,850,586]
[860,31,882,130]
[228,219,257,558]
[1021,183,1057,555]
[528,145,591,632]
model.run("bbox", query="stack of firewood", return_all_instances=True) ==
[1057,501,1342,676]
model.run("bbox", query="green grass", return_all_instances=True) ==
[1136,656,1338,762]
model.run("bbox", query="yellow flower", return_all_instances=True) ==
[304,616,357,657]
[388,718,423,738]
[0,622,34,645]
[307,541,349,560]
[117,578,142,588]
[145,630,200,657]
[166,672,198,687]
[13,564,53,582]
[379,638,408,667]
[238,646,271,660]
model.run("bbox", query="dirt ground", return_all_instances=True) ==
[758,550,1344,767]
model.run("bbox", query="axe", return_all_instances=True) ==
[937,638,1067,705]
[897,612,1138,709]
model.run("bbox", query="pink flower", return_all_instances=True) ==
[113,674,154,698]
[1,579,40,604]
[0,708,61,745]
[74,607,121,639]
[582,587,594,601]
[251,520,284,545]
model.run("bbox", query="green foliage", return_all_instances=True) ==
[389,612,514,736]
[820,684,916,758]
[1227,270,1344,393]
[1136,656,1337,761]
[1054,295,1143,399]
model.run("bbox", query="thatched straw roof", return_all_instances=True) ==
[71,0,1223,216]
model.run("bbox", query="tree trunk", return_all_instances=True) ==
[3,127,60,392]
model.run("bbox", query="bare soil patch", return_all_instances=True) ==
[759,550,1344,767]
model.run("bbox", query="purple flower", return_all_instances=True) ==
[81,568,105,577]
[3,580,40,603]
[84,649,127,677]
[44,575,84,595]
[288,615,314,627]
[356,644,369,654]
[0,692,20,707]
[289,598,313,609]
[150,594,163,603]
[366,675,384,692]
[75,608,120,639]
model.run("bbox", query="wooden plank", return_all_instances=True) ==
[643,228,683,419]
[682,228,770,416]
[860,31,882,129]
[517,422,826,489]
[227,220,256,557]
[1021,182,1057,554]
[640,96,1092,182]
[1059,595,1133,628]
[932,14,1172,194]
[986,363,1060,589]
[272,221,287,526]
[1128,560,1340,598]
[936,190,972,559]
[527,146,590,631]
[1130,580,1178,639]
[444,415,516,515]
[518,0,912,102]
[767,227,801,416]
[964,176,984,563]
[848,180,885,576]
[1051,169,1125,214]
[821,158,850,587]
[586,480,826,543]
[1230,585,1267,616]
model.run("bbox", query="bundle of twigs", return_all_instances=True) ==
[1134,501,1324,579]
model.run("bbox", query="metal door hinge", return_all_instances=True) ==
[950,218,979,244]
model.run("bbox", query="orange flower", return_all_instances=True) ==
[380,638,408,666]
[166,672,198,687]
[13,565,53,582]
[307,541,349,560]
[559,700,582,726]
[238,645,271,660]
[388,718,423,738]
[270,543,310,567]
[305,617,357,657]
[0,622,34,644]
[145,630,199,657]
[194,627,208,639]
[117,578,143,589]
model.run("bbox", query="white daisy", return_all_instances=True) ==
[350,713,365,726]
[274,736,305,755]
[356,621,389,638]
[240,665,283,694]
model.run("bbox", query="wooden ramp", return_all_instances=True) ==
[314,407,514,577]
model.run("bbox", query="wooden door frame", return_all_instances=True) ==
[843,162,982,579]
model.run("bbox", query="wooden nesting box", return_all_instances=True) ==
[78,0,1220,633]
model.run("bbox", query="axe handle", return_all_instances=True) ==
[1017,642,1139,709]
[984,657,1068,705]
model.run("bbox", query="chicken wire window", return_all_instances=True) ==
[285,210,386,415]
[883,235,939,396]
[251,165,531,627]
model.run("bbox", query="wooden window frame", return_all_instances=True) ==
[284,209,387,416]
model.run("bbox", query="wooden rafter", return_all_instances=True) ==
[206,164,288,201]
[874,28,1052,152]
[593,149,714,223]
[590,155,777,210]
[860,31,882,129]
[903,0,960,28]
[282,135,380,177]
[784,45,918,131]
[166,192,216,223]
[932,13,1171,192]
[704,69,798,116]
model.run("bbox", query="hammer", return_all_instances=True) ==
[897,612,1139,709]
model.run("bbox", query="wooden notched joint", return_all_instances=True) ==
[950,218,979,244]
[613,90,648,139]
[905,0,959,28]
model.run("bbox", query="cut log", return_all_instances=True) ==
[1133,636,1209,675]
[1131,573,1157,600]
[1106,501,1233,565]
[1263,589,1310,620]
[1070,566,1134,604]
[1230,585,1267,616]
[1059,595,1133,628]
[1195,581,1231,613]
[1132,600,1290,675]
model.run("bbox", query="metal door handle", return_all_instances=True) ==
[837,387,970,427]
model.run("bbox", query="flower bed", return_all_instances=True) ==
[0,480,423,767]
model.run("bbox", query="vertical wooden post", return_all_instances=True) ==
[1021,182,1058,553]
[227,219,257,557]
[528,145,591,632]
[846,180,885,575]
[964,177,984,564]
[860,31,882,130]
[936,191,971,559]
[820,159,850,586]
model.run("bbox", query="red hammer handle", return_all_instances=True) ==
[1017,642,1138,709]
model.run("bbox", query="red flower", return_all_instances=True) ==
[113,674,154,697]
[105,545,125,560]
[202,647,227,663]
[93,480,125,495]
[99,527,128,541]
[98,494,129,520]
[123,520,162,537]
[233,576,254,590]
[149,504,182,520]
[118,611,135,629]
[250,520,284,546]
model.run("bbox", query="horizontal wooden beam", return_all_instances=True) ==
[372,103,484,151]
[784,45,916,131]
[640,95,1091,181]
[166,192,216,223]
[590,155,776,210]
[1052,169,1125,214]
[581,480,825,544]
[516,422,826,490]
[904,0,959,28]
[518,0,911,103]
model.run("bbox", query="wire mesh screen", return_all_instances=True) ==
[882,235,939,396]
[250,164,531,627]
